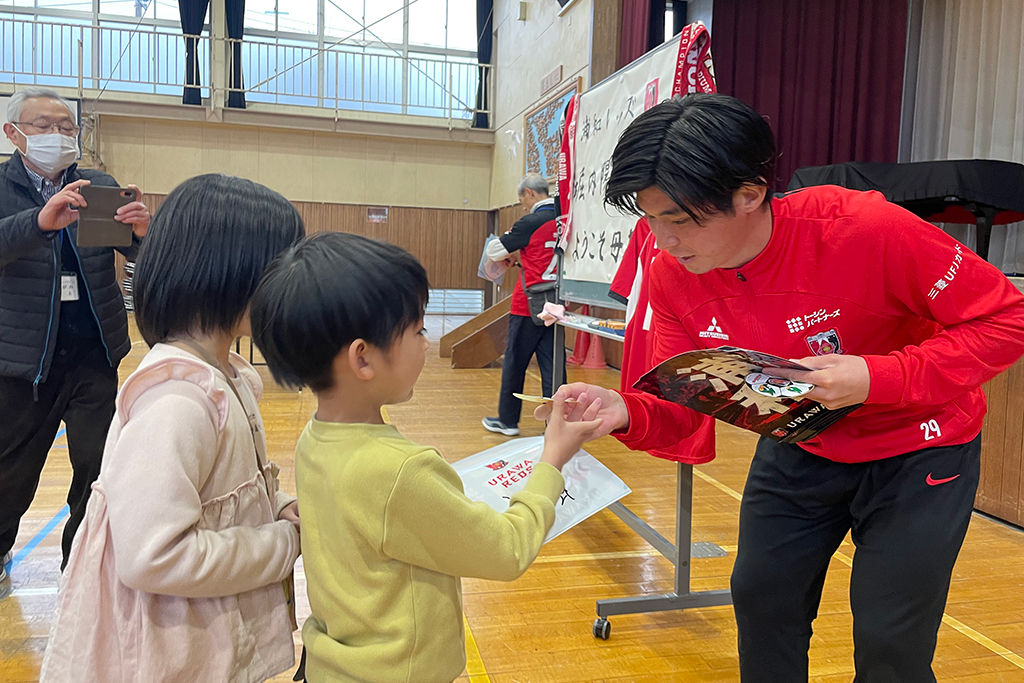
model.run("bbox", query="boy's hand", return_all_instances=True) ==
[534,383,629,436]
[539,393,604,471]
[280,501,300,529]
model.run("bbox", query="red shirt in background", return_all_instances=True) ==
[609,218,715,464]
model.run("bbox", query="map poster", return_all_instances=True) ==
[633,346,861,444]
[524,78,581,181]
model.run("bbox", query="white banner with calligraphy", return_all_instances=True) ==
[451,437,631,543]
[562,23,714,284]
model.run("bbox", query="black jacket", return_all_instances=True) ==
[498,201,558,254]
[0,154,140,384]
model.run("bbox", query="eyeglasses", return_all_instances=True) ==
[14,119,80,136]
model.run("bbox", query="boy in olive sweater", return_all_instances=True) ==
[251,233,605,683]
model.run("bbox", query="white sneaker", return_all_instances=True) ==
[482,417,520,436]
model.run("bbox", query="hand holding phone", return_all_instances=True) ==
[76,185,139,247]
[37,179,91,233]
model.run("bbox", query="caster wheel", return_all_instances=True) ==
[592,617,611,640]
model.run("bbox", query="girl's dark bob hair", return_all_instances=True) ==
[133,173,306,347]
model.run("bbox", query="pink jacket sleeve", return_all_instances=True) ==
[103,379,300,598]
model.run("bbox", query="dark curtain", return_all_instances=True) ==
[647,0,666,51]
[619,0,652,68]
[672,1,687,36]
[473,0,493,128]
[713,0,908,189]
[619,0,675,68]
[179,0,210,105]
[225,0,246,108]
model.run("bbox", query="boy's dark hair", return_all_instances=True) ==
[604,93,777,224]
[250,232,430,392]
[133,174,305,347]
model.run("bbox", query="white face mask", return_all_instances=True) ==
[14,127,79,177]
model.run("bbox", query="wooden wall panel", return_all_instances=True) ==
[291,203,490,290]
[591,0,623,82]
[978,357,1024,526]
[116,195,490,292]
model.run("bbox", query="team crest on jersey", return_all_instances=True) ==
[485,460,509,471]
[805,328,843,356]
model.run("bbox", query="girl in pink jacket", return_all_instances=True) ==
[41,174,306,683]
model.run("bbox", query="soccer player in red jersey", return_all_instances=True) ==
[538,94,1024,682]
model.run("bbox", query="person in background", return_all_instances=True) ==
[0,87,150,583]
[482,172,565,436]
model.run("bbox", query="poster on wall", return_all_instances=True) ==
[562,23,714,285]
[451,436,631,543]
[524,78,581,182]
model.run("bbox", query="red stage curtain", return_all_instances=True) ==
[713,0,909,188]
[620,0,653,69]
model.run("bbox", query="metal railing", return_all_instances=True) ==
[226,36,490,120]
[0,16,492,123]
[1,17,208,98]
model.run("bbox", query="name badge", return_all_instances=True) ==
[60,272,79,302]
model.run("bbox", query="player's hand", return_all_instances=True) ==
[116,184,150,237]
[772,354,870,410]
[539,393,604,471]
[534,383,629,435]
[279,501,300,530]
[37,179,89,232]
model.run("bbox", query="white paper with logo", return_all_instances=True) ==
[451,437,631,543]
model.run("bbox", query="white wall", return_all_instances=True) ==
[489,0,594,207]
[98,115,493,210]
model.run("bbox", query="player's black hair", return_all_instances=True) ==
[133,174,305,348]
[250,232,430,392]
[604,93,777,224]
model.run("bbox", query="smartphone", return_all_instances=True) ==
[75,185,138,248]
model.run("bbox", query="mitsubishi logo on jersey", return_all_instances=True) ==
[699,317,730,340]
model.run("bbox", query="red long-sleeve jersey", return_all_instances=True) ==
[609,218,715,464]
[616,186,1024,463]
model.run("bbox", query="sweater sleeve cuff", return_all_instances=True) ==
[521,462,565,504]
[864,354,905,405]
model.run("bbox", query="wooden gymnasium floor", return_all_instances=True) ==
[4,315,1024,682]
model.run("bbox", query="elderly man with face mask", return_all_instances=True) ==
[0,87,149,584]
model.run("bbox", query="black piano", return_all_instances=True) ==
[788,160,1024,265]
